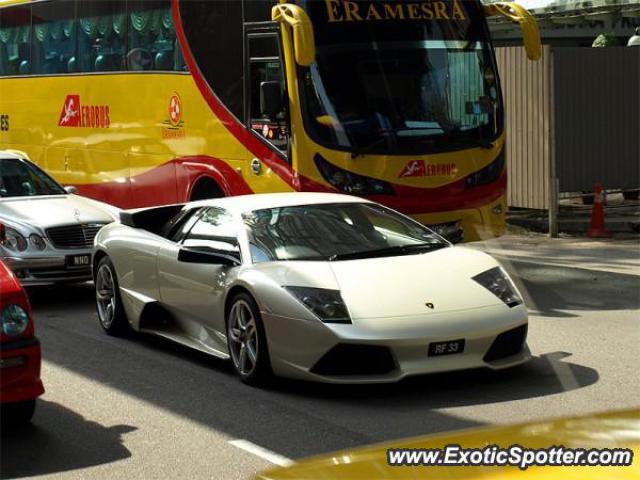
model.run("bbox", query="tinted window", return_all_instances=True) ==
[247,34,287,151]
[127,0,184,72]
[180,0,243,118]
[2,1,184,76]
[243,203,446,262]
[32,1,76,75]
[183,207,240,259]
[76,1,127,72]
[0,6,31,76]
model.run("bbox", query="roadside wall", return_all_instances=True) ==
[495,45,552,209]
[553,47,640,192]
[495,44,640,209]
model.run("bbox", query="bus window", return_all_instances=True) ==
[77,1,127,73]
[127,0,183,72]
[246,34,288,153]
[179,0,244,119]
[0,6,31,76]
[31,1,76,75]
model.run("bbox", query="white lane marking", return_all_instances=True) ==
[229,439,293,467]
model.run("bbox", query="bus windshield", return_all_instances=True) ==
[298,0,502,155]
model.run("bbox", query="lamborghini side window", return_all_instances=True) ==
[164,207,201,241]
[183,207,241,259]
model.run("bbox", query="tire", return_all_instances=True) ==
[95,256,131,336]
[1,399,36,426]
[190,178,224,201]
[226,293,272,386]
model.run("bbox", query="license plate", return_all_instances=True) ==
[428,339,465,357]
[67,254,91,268]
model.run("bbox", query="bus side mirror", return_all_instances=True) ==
[484,2,541,61]
[260,81,283,119]
[272,3,316,66]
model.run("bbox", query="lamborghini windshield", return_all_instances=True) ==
[297,0,502,155]
[243,202,447,263]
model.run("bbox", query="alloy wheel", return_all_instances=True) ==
[228,299,259,377]
[96,264,116,329]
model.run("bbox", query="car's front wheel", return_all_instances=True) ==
[226,293,272,386]
[95,256,130,336]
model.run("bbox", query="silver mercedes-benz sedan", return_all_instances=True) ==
[0,151,119,285]
[93,193,529,385]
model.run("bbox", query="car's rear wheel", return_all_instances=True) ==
[1,399,36,426]
[95,256,130,336]
[226,293,271,386]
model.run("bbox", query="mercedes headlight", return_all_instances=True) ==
[473,267,522,307]
[1,304,30,336]
[29,234,46,250]
[285,287,351,324]
[1,226,28,252]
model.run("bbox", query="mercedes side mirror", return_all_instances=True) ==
[260,81,283,120]
[64,185,78,194]
[177,247,240,266]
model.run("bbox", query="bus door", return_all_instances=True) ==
[243,24,290,162]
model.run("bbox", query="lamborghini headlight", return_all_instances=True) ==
[473,267,522,307]
[285,287,351,324]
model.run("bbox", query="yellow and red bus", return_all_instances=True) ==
[0,0,539,242]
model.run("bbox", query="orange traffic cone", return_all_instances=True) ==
[587,183,611,238]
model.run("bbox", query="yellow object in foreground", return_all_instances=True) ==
[257,409,639,479]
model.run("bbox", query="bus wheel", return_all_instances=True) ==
[190,178,224,201]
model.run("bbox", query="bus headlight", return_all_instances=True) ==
[464,151,505,189]
[1,304,30,336]
[314,154,395,196]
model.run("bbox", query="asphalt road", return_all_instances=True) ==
[2,240,639,480]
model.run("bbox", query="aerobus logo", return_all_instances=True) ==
[168,94,182,126]
[162,92,185,139]
[399,160,458,178]
[57,95,110,128]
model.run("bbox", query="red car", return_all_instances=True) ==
[0,259,44,424]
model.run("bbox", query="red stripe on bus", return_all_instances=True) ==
[171,0,297,190]
[73,157,503,215]
[73,156,253,209]
[297,171,507,215]
[378,172,507,215]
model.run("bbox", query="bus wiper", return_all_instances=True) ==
[329,243,446,261]
[448,134,494,149]
[351,126,444,159]
[350,136,392,159]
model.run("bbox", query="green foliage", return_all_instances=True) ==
[592,33,619,47]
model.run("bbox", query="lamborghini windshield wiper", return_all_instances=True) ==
[329,243,446,261]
